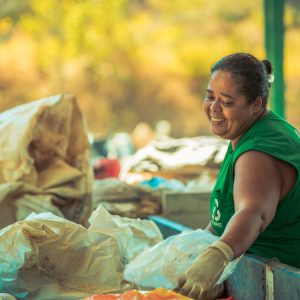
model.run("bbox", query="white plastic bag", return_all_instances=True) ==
[124,229,241,289]
[0,212,123,299]
[0,208,164,299]
[89,205,163,264]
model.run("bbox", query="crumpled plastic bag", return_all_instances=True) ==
[0,94,93,229]
[0,212,123,300]
[0,207,164,300]
[124,229,242,290]
[89,205,163,264]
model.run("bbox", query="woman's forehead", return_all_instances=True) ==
[208,71,238,90]
[207,71,246,101]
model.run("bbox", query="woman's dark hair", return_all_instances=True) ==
[211,52,273,107]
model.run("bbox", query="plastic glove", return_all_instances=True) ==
[177,240,234,300]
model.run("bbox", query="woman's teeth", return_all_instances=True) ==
[211,117,223,122]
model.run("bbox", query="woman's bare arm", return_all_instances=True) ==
[220,150,282,258]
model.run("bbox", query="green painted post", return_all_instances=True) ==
[264,0,285,117]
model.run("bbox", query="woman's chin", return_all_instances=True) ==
[211,126,226,137]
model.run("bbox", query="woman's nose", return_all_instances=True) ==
[210,100,221,112]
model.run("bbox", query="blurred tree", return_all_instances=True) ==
[0,0,30,42]
[0,0,298,138]
[0,0,30,23]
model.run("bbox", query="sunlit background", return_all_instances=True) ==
[0,0,299,138]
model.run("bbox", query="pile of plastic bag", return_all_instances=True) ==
[0,206,163,299]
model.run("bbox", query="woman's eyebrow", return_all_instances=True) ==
[220,92,235,100]
[206,89,236,100]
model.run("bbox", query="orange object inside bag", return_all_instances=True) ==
[85,288,192,300]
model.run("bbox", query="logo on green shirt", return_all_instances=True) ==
[211,198,222,228]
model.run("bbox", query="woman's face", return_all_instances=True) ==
[203,70,259,147]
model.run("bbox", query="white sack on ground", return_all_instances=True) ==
[120,136,229,177]
[0,213,123,300]
[89,205,163,264]
[124,229,241,290]
[92,178,162,217]
[0,94,93,228]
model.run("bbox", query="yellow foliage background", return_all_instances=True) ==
[0,0,299,137]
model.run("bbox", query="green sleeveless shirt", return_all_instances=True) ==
[210,110,300,268]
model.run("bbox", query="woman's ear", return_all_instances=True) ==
[253,97,263,112]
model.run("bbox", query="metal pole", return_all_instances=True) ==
[264,0,285,117]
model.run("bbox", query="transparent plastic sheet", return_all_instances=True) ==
[89,205,163,265]
[124,229,242,290]
[0,208,164,300]
[0,212,123,299]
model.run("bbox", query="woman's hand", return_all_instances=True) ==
[177,240,234,299]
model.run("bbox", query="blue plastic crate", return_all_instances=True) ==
[147,215,193,239]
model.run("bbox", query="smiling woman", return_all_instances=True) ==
[203,53,271,147]
[176,52,300,300]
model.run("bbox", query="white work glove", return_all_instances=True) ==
[177,240,234,300]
